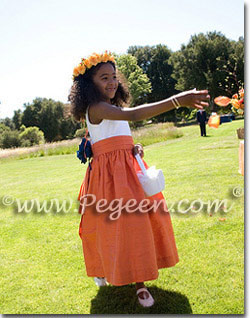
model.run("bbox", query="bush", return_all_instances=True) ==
[0,130,21,149]
[129,120,147,129]
[74,128,87,138]
[19,125,45,147]
[132,122,183,146]
[0,123,10,135]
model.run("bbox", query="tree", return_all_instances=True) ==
[169,31,238,112]
[1,117,15,130]
[116,54,152,106]
[21,98,44,128]
[21,98,80,142]
[13,109,23,130]
[128,44,177,122]
[60,115,81,139]
[0,123,10,135]
[128,45,177,100]
[217,36,244,96]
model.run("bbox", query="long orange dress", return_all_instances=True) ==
[77,111,179,286]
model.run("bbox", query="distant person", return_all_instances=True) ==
[197,108,207,136]
[231,113,235,121]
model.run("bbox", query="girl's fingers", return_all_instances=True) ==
[134,144,144,158]
[193,90,210,100]
[179,89,210,109]
[195,101,209,107]
[195,90,209,95]
[196,95,210,101]
[200,101,210,107]
[194,103,204,109]
[133,146,139,155]
[193,89,209,96]
[133,144,144,157]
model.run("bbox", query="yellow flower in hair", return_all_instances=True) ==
[78,64,86,74]
[93,53,101,62]
[84,59,92,68]
[72,51,116,79]
[73,66,80,77]
[88,55,99,66]
[109,56,115,63]
[102,52,110,62]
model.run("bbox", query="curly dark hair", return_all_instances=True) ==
[68,61,130,121]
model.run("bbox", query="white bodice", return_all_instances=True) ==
[86,106,132,144]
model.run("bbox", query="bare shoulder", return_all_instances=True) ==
[88,102,108,124]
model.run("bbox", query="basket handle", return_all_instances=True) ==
[135,154,147,175]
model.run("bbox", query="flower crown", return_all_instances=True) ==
[72,51,116,80]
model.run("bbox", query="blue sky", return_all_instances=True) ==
[0,0,244,119]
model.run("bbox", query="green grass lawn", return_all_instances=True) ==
[0,120,244,314]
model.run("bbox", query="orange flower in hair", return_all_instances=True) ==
[93,53,102,63]
[102,51,110,62]
[84,59,92,69]
[88,55,99,66]
[78,64,86,74]
[109,56,115,63]
[73,66,80,77]
[72,51,116,80]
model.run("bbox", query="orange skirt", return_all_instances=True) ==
[78,135,179,286]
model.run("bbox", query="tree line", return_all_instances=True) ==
[0,31,244,148]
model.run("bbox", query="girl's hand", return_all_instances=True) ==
[176,89,210,109]
[133,143,144,158]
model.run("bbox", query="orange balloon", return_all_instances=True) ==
[214,96,231,107]
[208,114,220,128]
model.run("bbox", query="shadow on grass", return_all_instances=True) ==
[90,284,192,314]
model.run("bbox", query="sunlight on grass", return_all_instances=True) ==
[0,120,244,314]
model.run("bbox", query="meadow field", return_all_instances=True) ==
[0,120,244,314]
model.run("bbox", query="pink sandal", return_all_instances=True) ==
[136,287,155,307]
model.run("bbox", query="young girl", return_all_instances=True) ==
[68,52,209,308]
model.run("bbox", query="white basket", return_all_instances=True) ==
[135,154,165,197]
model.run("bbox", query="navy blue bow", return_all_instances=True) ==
[77,137,93,165]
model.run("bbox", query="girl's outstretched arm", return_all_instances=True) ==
[89,89,210,123]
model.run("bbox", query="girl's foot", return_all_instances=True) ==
[94,277,107,286]
[136,283,154,307]
[136,287,154,307]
